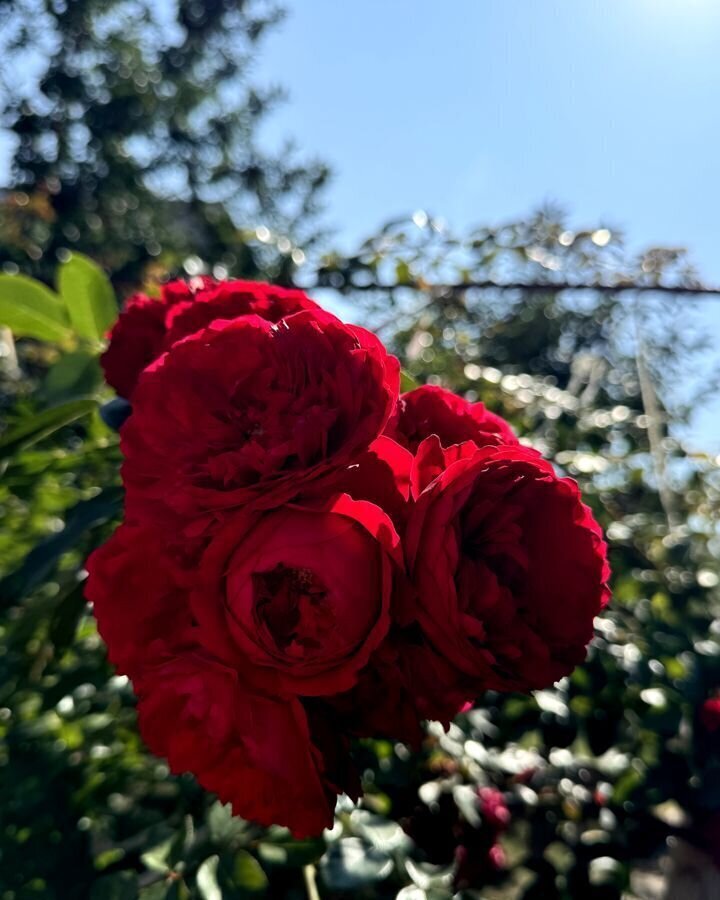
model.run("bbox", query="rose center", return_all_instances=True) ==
[252,564,334,657]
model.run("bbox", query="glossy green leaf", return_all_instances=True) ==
[58,253,118,341]
[0,273,72,341]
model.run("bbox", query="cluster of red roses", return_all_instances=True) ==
[87,278,610,837]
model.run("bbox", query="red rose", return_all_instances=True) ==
[85,524,196,675]
[405,437,610,695]
[101,295,168,400]
[135,655,357,837]
[332,435,413,531]
[101,278,319,399]
[86,493,401,834]
[189,494,401,696]
[162,279,318,350]
[121,310,400,526]
[386,384,517,451]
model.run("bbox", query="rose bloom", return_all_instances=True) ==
[121,309,399,526]
[86,493,403,835]
[135,655,357,837]
[189,494,400,697]
[101,278,319,399]
[404,437,610,700]
[386,384,517,451]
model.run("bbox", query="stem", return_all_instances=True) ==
[303,863,321,900]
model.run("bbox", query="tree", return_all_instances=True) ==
[0,0,329,288]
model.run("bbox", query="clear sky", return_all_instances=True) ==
[255,0,720,448]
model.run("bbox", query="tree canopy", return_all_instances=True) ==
[0,0,328,287]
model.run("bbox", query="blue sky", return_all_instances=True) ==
[255,0,720,448]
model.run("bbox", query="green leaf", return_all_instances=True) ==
[400,369,419,393]
[197,855,222,900]
[224,850,268,893]
[41,350,103,404]
[0,487,123,606]
[0,273,72,341]
[141,837,175,874]
[319,838,393,891]
[58,252,118,341]
[0,397,97,461]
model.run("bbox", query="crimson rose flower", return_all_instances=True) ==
[86,492,401,834]
[405,437,610,697]
[101,295,169,401]
[135,655,357,837]
[189,494,401,697]
[121,310,400,526]
[386,384,517,450]
[86,523,195,675]
[101,278,319,399]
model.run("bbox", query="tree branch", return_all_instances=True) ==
[318,278,720,297]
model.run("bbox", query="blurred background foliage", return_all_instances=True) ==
[2,2,720,899]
